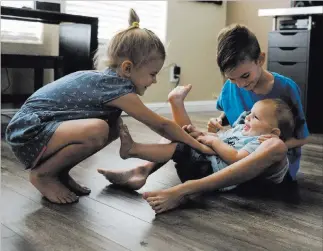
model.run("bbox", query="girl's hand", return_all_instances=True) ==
[258,134,279,143]
[207,117,224,133]
[198,143,216,155]
[182,124,205,138]
[197,134,218,147]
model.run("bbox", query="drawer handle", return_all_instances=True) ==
[279,32,297,36]
[278,47,297,51]
[277,62,297,66]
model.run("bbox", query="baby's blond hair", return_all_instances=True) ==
[261,99,295,141]
[94,9,166,70]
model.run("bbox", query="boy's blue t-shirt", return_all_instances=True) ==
[216,72,309,179]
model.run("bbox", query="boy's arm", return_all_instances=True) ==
[179,138,287,196]
[259,135,309,149]
[144,138,288,214]
[285,137,309,149]
[284,79,310,149]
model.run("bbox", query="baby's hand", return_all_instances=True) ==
[197,134,218,147]
[258,134,279,143]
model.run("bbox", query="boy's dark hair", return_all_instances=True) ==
[217,24,261,74]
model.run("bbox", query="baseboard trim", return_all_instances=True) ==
[122,100,218,115]
[1,109,19,116]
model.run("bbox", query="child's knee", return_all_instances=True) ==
[84,119,110,148]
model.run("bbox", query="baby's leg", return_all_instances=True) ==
[100,85,194,189]
[168,84,193,127]
[98,125,177,190]
[119,124,177,162]
[98,85,194,190]
[30,119,112,204]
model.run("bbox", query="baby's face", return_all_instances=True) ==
[242,101,278,137]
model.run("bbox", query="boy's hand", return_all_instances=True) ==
[207,117,224,133]
[197,134,219,147]
[258,134,279,143]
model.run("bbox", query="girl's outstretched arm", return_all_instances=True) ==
[108,93,215,155]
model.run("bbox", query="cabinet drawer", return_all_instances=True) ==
[268,62,307,106]
[268,31,309,47]
[268,47,307,62]
[268,62,307,84]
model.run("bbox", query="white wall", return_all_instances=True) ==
[142,0,227,102]
[226,0,290,70]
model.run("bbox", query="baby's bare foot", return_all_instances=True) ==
[168,84,192,104]
[30,171,79,204]
[59,173,91,196]
[97,165,148,190]
[119,124,135,159]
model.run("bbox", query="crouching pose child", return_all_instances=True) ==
[5,10,214,204]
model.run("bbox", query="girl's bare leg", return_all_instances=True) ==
[30,119,113,204]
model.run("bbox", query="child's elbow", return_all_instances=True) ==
[267,138,288,159]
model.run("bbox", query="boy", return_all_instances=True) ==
[208,24,309,180]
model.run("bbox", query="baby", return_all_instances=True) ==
[116,98,294,190]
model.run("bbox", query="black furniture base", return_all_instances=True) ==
[1,54,64,104]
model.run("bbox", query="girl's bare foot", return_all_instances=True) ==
[30,171,79,204]
[119,124,135,159]
[143,185,187,214]
[168,84,192,104]
[97,165,148,190]
[59,173,91,196]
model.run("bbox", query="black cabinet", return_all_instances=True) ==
[267,16,323,133]
[1,6,98,105]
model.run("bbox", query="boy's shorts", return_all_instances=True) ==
[172,143,289,185]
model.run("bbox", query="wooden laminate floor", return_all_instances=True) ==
[1,112,323,251]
